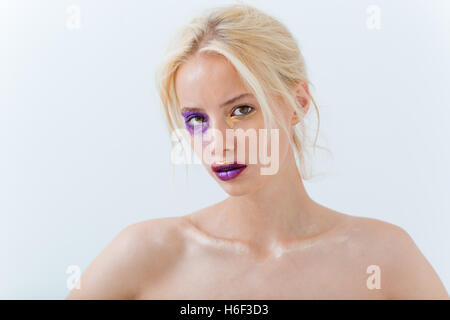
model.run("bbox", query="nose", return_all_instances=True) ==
[207,116,234,161]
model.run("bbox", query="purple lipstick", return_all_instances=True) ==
[211,161,247,181]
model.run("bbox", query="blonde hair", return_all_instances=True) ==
[155,2,328,181]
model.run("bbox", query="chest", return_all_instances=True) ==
[139,246,385,299]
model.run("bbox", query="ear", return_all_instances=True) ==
[291,80,311,125]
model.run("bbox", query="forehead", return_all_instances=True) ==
[175,53,249,109]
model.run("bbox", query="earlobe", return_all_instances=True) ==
[292,111,300,125]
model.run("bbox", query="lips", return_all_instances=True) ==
[211,162,247,181]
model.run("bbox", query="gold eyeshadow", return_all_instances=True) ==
[224,106,257,128]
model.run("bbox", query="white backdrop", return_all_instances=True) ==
[1,0,449,299]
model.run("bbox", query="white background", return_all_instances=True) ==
[1,0,449,299]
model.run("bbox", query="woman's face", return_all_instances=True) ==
[175,53,300,196]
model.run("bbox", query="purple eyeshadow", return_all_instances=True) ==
[181,110,209,135]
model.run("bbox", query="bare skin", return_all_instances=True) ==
[65,204,449,300]
[66,53,449,300]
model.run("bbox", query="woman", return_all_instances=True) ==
[66,3,448,299]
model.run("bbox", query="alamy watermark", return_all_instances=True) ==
[366,264,381,290]
[171,127,281,175]
[366,5,381,30]
[66,264,81,290]
[66,5,81,30]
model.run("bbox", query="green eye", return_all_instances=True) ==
[231,105,254,117]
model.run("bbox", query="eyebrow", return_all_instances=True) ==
[180,93,253,113]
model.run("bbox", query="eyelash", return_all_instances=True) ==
[183,105,255,128]
[186,115,207,126]
[231,105,254,116]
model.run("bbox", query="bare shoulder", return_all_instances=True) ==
[336,214,449,299]
[65,216,186,300]
[338,214,413,243]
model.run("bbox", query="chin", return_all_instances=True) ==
[221,185,252,197]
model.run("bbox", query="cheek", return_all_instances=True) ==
[186,122,209,136]
[188,135,207,155]
[187,131,216,165]
[246,111,264,129]
[276,129,291,162]
[258,124,290,166]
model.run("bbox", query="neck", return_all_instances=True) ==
[217,150,317,251]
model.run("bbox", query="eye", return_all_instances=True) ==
[231,105,255,117]
[186,115,207,127]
